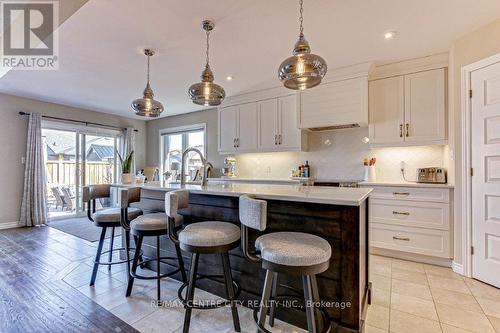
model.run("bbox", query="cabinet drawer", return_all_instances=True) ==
[370,224,451,258]
[367,186,449,203]
[370,199,449,230]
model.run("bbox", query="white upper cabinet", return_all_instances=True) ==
[218,106,238,153]
[404,69,446,143]
[220,94,305,154]
[369,76,404,144]
[278,95,302,149]
[237,103,258,151]
[258,98,279,150]
[369,68,447,146]
[218,103,258,154]
[298,76,369,129]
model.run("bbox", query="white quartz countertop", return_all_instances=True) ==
[114,182,372,206]
[359,181,454,189]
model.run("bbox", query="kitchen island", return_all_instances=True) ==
[116,182,372,333]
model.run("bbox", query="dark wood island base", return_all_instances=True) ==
[126,189,370,333]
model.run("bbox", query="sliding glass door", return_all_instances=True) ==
[42,124,121,220]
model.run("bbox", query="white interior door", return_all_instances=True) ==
[472,61,500,288]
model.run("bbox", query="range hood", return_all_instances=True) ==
[298,62,372,131]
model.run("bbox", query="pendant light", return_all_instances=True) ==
[278,0,327,90]
[188,20,225,106]
[131,49,164,117]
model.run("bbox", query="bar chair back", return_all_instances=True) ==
[83,184,142,286]
[239,194,332,333]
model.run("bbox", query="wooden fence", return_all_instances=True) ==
[46,161,115,186]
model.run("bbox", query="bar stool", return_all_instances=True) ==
[239,195,332,333]
[165,189,241,333]
[121,188,187,304]
[83,184,143,286]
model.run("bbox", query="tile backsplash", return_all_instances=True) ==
[234,127,446,182]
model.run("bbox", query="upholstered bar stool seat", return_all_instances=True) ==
[92,207,142,226]
[123,190,187,304]
[166,190,241,333]
[255,232,331,267]
[179,221,240,249]
[130,213,183,233]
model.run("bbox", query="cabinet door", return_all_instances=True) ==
[369,76,404,144]
[218,106,238,153]
[237,103,258,151]
[404,69,446,143]
[278,95,302,149]
[258,99,279,150]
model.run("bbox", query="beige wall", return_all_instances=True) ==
[450,18,500,265]
[0,93,146,225]
[146,108,224,174]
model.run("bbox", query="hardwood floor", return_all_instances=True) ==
[0,226,139,333]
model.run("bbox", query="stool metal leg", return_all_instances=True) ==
[258,270,276,330]
[175,243,187,283]
[183,253,199,333]
[126,235,143,297]
[310,275,322,332]
[268,272,279,327]
[156,236,161,303]
[124,230,131,283]
[221,253,241,332]
[302,275,317,333]
[108,227,115,271]
[90,227,107,286]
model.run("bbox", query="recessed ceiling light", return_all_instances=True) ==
[226,75,233,81]
[384,31,397,40]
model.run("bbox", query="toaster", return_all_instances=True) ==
[417,167,447,184]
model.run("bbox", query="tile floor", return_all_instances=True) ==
[3,226,500,333]
[366,255,500,333]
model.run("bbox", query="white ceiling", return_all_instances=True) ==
[1,0,500,119]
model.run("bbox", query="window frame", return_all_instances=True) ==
[159,123,207,180]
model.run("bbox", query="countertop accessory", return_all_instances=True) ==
[131,49,164,117]
[188,20,225,106]
[278,0,327,90]
[417,167,447,184]
[363,157,377,182]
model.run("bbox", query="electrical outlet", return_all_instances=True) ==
[21,157,26,164]
[266,166,271,175]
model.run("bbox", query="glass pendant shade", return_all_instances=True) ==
[189,20,225,106]
[188,65,225,106]
[132,49,164,117]
[278,0,327,90]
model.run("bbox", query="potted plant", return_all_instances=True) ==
[117,150,134,184]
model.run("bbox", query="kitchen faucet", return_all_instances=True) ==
[180,147,211,186]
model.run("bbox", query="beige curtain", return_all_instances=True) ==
[20,112,48,226]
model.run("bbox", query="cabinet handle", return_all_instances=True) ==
[279,134,282,145]
[392,211,410,216]
[393,236,410,241]
[274,134,278,145]
[406,123,409,137]
[399,124,403,138]
[237,138,240,148]
[393,192,410,196]
[233,138,236,148]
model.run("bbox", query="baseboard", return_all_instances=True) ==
[370,247,452,267]
[0,221,20,230]
[452,261,464,275]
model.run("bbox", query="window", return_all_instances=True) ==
[160,124,206,182]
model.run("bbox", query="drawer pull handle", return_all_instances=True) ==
[392,211,410,216]
[393,192,410,196]
[393,236,410,241]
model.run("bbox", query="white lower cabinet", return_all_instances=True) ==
[361,185,453,259]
